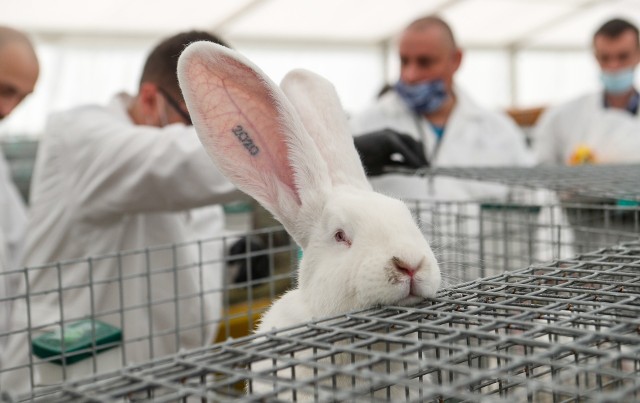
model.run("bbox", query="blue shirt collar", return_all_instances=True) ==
[430,123,445,141]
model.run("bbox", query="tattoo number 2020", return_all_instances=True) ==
[232,125,260,156]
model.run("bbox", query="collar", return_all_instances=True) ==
[108,92,136,123]
[603,89,640,115]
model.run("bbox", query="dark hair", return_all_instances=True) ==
[405,15,457,49]
[139,30,230,99]
[593,18,639,47]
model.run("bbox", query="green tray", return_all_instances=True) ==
[32,319,122,365]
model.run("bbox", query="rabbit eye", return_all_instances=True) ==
[334,230,351,247]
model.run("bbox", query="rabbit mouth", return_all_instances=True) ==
[395,294,424,306]
[409,279,420,296]
[385,264,430,305]
[398,280,425,303]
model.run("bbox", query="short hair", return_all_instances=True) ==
[593,18,639,47]
[404,15,458,49]
[139,30,230,100]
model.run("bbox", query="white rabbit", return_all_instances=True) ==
[178,41,441,401]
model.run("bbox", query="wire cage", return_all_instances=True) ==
[415,198,639,281]
[2,164,639,401]
[406,165,640,283]
[20,240,640,402]
[421,164,640,203]
[0,226,299,397]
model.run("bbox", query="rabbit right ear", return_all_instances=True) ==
[177,42,332,247]
[280,70,371,191]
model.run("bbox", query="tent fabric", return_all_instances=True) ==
[2,0,639,136]
[4,0,638,49]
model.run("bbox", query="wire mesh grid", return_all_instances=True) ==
[2,194,639,399]
[0,226,298,396]
[411,194,640,282]
[22,240,640,402]
[2,185,639,400]
[406,164,640,202]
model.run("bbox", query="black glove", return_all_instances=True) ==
[227,236,270,284]
[353,128,428,176]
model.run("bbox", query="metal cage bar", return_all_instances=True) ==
[413,164,640,202]
[0,226,298,396]
[21,241,640,402]
[1,188,638,401]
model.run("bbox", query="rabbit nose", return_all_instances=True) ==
[392,257,419,278]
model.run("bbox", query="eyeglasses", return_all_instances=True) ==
[157,87,192,125]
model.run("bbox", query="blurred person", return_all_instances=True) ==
[534,18,640,165]
[532,18,640,256]
[350,15,534,200]
[0,25,38,388]
[2,31,243,394]
[0,27,38,120]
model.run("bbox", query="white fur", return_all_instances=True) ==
[178,42,441,400]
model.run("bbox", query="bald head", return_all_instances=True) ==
[0,26,39,120]
[404,16,458,50]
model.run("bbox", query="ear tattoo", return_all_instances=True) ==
[232,125,260,156]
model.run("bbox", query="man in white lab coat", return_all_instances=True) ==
[2,31,241,394]
[350,15,534,201]
[0,26,39,390]
[532,19,640,261]
[534,18,640,165]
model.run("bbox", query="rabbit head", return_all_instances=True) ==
[177,42,441,321]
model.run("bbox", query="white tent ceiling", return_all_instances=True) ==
[3,0,640,138]
[4,0,640,50]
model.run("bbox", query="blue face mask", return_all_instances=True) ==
[394,79,448,115]
[600,68,636,94]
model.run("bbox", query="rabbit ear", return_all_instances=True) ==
[280,69,371,191]
[177,42,331,247]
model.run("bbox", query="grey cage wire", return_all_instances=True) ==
[1,164,639,401]
[22,241,640,402]
[404,164,640,283]
[0,226,299,398]
[418,164,640,202]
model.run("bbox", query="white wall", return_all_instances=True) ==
[1,36,636,138]
[516,50,600,108]
[0,38,386,138]
[235,41,385,118]
[0,37,151,137]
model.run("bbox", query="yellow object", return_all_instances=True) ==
[214,298,272,343]
[568,145,596,165]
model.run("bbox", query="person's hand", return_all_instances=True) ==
[353,128,428,176]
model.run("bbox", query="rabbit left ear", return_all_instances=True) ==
[280,69,371,191]
[177,41,331,247]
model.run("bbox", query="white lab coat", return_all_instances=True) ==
[0,150,27,385]
[350,88,535,201]
[2,94,239,394]
[533,92,640,165]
